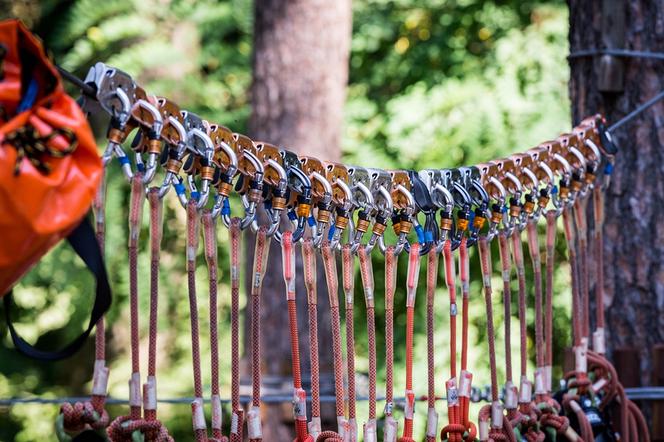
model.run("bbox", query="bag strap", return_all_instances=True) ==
[3,217,112,361]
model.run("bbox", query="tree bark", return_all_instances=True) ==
[247,0,352,439]
[568,0,664,411]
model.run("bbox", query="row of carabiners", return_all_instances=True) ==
[82,63,615,256]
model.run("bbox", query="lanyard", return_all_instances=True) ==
[341,244,358,441]
[425,247,439,442]
[185,200,209,442]
[477,237,514,442]
[399,242,420,442]
[497,231,518,419]
[248,226,271,442]
[229,217,244,442]
[128,174,146,421]
[357,246,378,442]
[383,246,399,442]
[281,231,313,442]
[201,210,222,441]
[302,238,322,439]
[320,241,347,441]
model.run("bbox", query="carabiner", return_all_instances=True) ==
[130,99,164,185]
[300,156,333,247]
[347,166,375,253]
[361,168,393,254]
[377,172,415,255]
[184,128,216,209]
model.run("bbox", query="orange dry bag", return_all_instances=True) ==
[0,19,110,360]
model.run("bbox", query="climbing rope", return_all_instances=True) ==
[282,231,314,442]
[477,237,516,442]
[357,246,378,442]
[202,211,226,442]
[320,241,347,441]
[57,169,111,441]
[398,242,420,442]
[303,238,322,440]
[341,244,358,441]
[228,218,244,442]
[425,247,439,442]
[248,226,271,442]
[383,246,399,442]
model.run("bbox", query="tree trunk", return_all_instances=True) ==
[247,0,352,439]
[568,0,664,420]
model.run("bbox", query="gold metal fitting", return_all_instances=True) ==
[538,195,550,208]
[166,159,183,174]
[148,138,162,155]
[372,221,386,236]
[473,216,486,231]
[296,203,312,218]
[317,209,331,224]
[523,200,535,214]
[585,172,596,184]
[335,215,349,230]
[272,196,287,211]
[201,165,215,181]
[356,218,370,234]
[457,218,469,232]
[107,127,126,145]
[571,180,583,192]
[217,181,233,198]
[440,218,453,231]
[491,211,503,225]
[559,186,570,199]
[398,220,413,235]
[509,204,521,218]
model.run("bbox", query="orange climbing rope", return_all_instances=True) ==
[57,169,111,439]
[302,238,322,439]
[398,242,420,442]
[425,247,439,442]
[282,231,314,442]
[357,246,378,442]
[248,226,270,442]
[229,218,244,442]
[477,237,516,442]
[383,246,399,442]
[341,244,358,441]
[320,241,347,441]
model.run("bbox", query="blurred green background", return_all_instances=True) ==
[0,0,574,440]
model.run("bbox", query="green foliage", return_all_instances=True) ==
[1,0,573,440]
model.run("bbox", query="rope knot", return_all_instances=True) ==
[107,415,174,442]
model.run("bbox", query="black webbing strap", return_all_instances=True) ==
[3,217,112,361]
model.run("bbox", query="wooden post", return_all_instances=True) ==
[612,347,640,388]
[652,344,664,441]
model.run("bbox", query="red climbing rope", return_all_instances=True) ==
[58,169,110,439]
[282,231,314,442]
[477,237,516,442]
[425,248,439,442]
[341,244,358,441]
[458,237,475,439]
[202,211,226,442]
[108,177,176,442]
[248,226,270,442]
[497,231,519,423]
[440,239,463,442]
[357,247,378,442]
[398,242,420,442]
[302,238,322,439]
[320,241,347,440]
[228,218,244,442]
[383,246,399,442]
